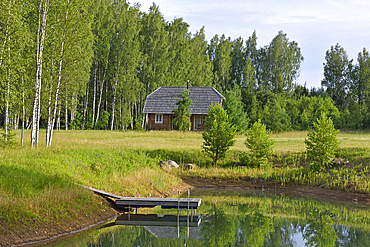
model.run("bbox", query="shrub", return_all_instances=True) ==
[202,103,236,166]
[305,112,339,169]
[244,119,275,167]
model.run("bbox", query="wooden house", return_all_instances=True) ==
[142,86,225,131]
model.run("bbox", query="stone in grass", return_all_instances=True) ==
[168,160,179,168]
[333,158,344,165]
[332,158,350,165]
[183,163,195,170]
[159,161,170,168]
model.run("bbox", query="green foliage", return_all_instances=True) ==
[208,34,233,92]
[71,112,83,130]
[244,120,275,167]
[322,43,351,110]
[134,118,143,130]
[260,96,291,132]
[201,205,238,246]
[257,31,304,94]
[1,130,16,146]
[96,111,110,130]
[223,84,249,132]
[305,112,339,168]
[202,103,236,166]
[172,89,192,132]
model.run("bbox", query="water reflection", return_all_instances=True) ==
[49,188,370,247]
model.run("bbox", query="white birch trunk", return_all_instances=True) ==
[22,77,25,145]
[0,2,11,69]
[65,89,68,130]
[71,93,75,129]
[5,46,10,142]
[119,98,122,130]
[82,80,89,130]
[105,80,108,112]
[31,0,49,148]
[46,71,53,147]
[95,70,106,126]
[47,0,69,147]
[57,107,61,130]
[95,8,119,127]
[92,66,97,128]
[130,104,134,130]
[110,60,120,131]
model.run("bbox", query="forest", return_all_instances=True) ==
[1,0,370,147]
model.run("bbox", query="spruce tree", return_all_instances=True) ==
[305,112,339,169]
[172,89,192,131]
[224,84,249,132]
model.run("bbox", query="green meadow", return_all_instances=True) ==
[1,129,370,244]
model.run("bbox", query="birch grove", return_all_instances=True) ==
[2,0,370,148]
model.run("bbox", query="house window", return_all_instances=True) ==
[155,114,163,123]
[194,115,207,130]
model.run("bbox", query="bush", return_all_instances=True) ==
[202,103,236,166]
[244,119,275,167]
[305,112,339,169]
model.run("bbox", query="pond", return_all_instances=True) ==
[45,188,370,246]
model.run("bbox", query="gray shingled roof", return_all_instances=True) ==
[142,87,225,115]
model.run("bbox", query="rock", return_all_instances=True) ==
[159,161,170,168]
[168,160,179,168]
[333,158,344,165]
[183,163,195,170]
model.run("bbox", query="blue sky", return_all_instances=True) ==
[136,0,370,89]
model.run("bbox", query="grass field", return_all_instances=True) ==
[12,129,370,151]
[1,129,370,245]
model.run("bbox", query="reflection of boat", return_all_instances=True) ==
[99,214,204,239]
[115,214,201,227]
[144,225,203,240]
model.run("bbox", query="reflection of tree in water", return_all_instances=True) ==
[264,219,302,247]
[303,215,337,247]
[335,225,370,247]
[201,203,239,247]
[240,211,274,246]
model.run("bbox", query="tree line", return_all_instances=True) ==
[1,0,370,147]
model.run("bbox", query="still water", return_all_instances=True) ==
[47,188,370,246]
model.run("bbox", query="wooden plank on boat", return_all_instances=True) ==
[115,197,201,209]
[77,183,201,210]
[78,184,124,199]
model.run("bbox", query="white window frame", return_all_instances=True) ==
[155,114,163,123]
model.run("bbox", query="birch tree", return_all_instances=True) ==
[31,0,49,147]
[109,2,142,130]
[139,3,170,95]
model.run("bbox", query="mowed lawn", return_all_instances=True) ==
[15,129,370,153]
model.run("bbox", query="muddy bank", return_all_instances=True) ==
[183,178,370,204]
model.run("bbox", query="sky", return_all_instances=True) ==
[136,0,370,89]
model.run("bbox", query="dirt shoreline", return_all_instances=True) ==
[184,178,370,204]
[3,180,370,246]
